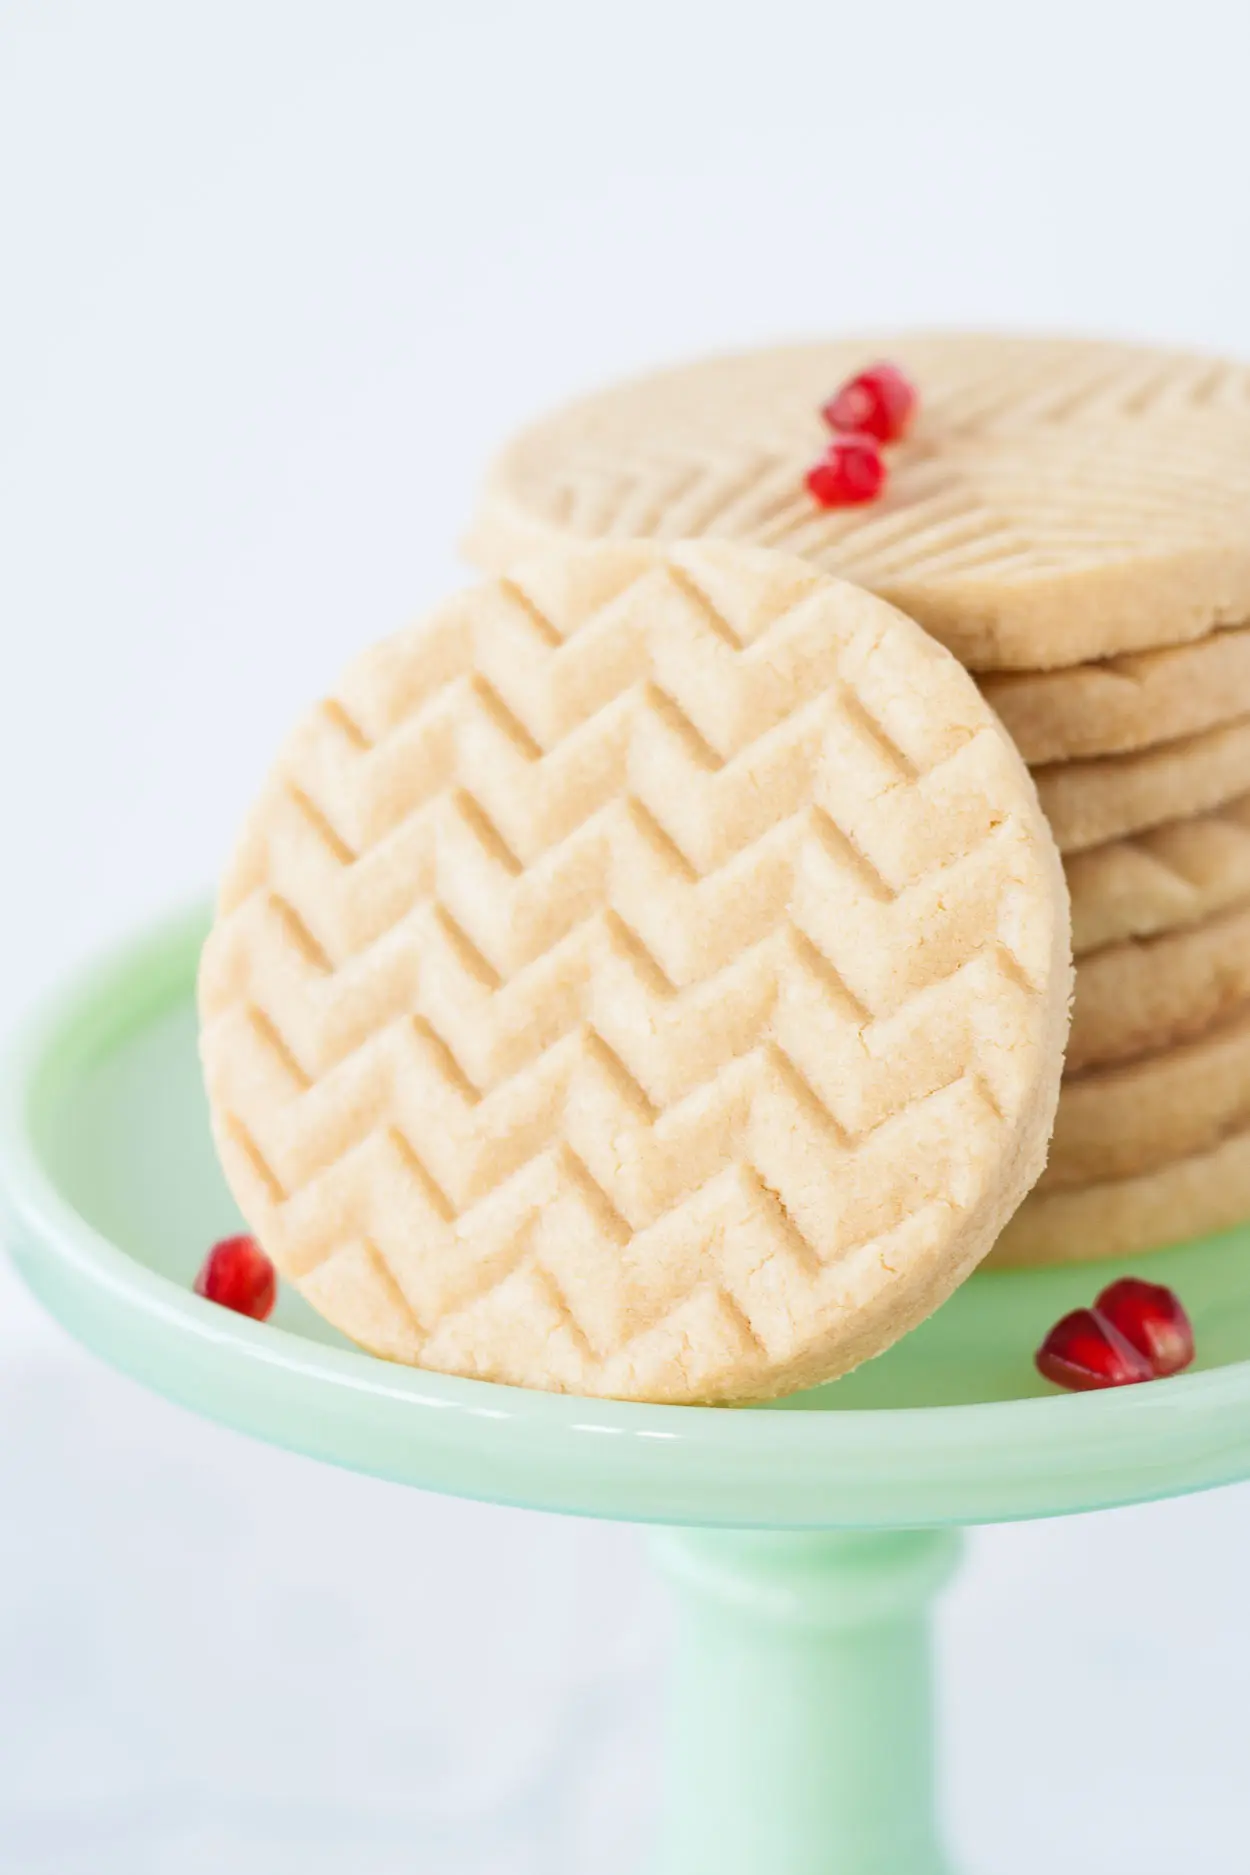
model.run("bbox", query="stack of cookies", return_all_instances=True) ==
[465,334,1250,1267]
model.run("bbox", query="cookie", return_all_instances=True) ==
[198,540,1071,1405]
[1033,713,1250,854]
[465,333,1250,672]
[981,623,1250,764]
[1044,1003,1250,1190]
[991,1126,1250,1267]
[1066,794,1250,953]
[1070,899,1250,1071]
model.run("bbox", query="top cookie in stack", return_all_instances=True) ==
[466,333,1250,1266]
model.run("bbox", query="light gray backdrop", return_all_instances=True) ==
[4,4,1250,1869]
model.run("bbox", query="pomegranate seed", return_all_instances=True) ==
[822,362,918,444]
[194,1234,277,1322]
[1035,1307,1154,1391]
[1095,1277,1194,1378]
[805,435,886,507]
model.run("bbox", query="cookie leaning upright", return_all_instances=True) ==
[198,541,1071,1405]
[464,334,1250,672]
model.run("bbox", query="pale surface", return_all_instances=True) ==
[7,1,1250,1866]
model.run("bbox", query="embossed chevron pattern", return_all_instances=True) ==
[980,622,1250,765]
[200,543,1070,1403]
[465,335,1250,672]
[1067,793,1250,954]
[1033,712,1250,854]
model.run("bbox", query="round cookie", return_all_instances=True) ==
[1067,794,1250,953]
[1044,1003,1250,1190]
[465,334,1250,672]
[981,622,1250,764]
[1070,899,1250,1071]
[198,541,1071,1405]
[1033,712,1250,853]
[991,1127,1250,1268]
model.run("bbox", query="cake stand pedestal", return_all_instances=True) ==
[654,1526,960,1873]
[6,908,1250,1875]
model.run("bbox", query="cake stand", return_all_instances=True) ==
[6,908,1250,1875]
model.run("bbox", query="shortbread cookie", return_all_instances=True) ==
[981,623,1250,764]
[198,541,1071,1405]
[465,334,1250,672]
[1044,1003,1250,1190]
[1034,713,1250,854]
[991,1126,1250,1267]
[1067,794,1250,953]
[1070,900,1250,1071]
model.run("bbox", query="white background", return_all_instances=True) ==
[5,3,1250,1869]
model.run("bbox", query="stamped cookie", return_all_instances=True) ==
[981,623,1250,765]
[1067,794,1250,953]
[1044,1003,1250,1190]
[1033,713,1250,853]
[1070,900,1250,1071]
[991,1127,1250,1267]
[198,541,1071,1404]
[465,334,1250,672]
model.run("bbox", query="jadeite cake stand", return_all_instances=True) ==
[6,908,1250,1875]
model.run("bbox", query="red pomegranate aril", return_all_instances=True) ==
[194,1234,277,1322]
[1035,1307,1154,1391]
[805,435,886,507]
[1095,1277,1194,1378]
[822,362,918,444]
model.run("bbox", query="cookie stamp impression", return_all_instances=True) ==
[466,334,1250,672]
[1066,794,1250,954]
[981,622,1250,765]
[993,1125,1250,1268]
[199,542,1071,1403]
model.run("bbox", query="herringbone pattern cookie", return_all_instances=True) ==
[1044,1002,1250,1190]
[1070,900,1250,1071]
[992,1124,1250,1267]
[465,335,1250,671]
[1033,712,1250,853]
[981,622,1250,764]
[1066,794,1250,953]
[200,543,1070,1403]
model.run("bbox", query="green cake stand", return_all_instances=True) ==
[6,907,1250,1875]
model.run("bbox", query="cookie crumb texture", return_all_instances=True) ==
[199,543,1070,1403]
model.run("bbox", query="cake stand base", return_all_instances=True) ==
[6,907,1250,1874]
